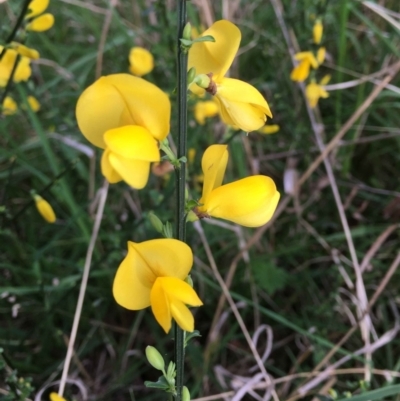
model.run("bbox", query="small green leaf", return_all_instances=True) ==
[180,38,193,46]
[193,35,215,43]
[144,376,170,390]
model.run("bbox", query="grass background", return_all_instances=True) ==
[1,0,400,400]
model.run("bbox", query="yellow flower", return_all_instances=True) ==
[313,20,323,44]
[49,393,67,401]
[33,194,56,223]
[188,20,272,132]
[196,145,280,227]
[290,51,319,82]
[305,75,330,108]
[0,46,32,87]
[2,96,18,115]
[76,74,171,188]
[113,239,203,333]
[25,0,54,32]
[129,47,154,77]
[11,42,40,59]
[188,148,196,164]
[258,124,280,134]
[27,95,40,112]
[194,100,219,125]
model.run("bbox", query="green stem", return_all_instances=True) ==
[174,1,188,400]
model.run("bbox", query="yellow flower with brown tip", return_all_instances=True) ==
[113,239,203,333]
[26,0,54,32]
[129,47,154,77]
[290,51,318,82]
[33,194,56,223]
[194,100,219,125]
[0,46,31,87]
[195,145,280,227]
[76,74,171,189]
[305,75,330,108]
[188,20,272,133]
[313,20,323,44]
[2,96,18,115]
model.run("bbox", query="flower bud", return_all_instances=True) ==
[149,212,164,233]
[145,346,165,371]
[182,22,192,41]
[185,275,193,288]
[182,386,191,401]
[193,74,211,89]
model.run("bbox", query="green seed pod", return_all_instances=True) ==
[145,346,165,371]
[193,74,211,89]
[182,386,191,401]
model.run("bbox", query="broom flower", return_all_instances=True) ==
[195,145,280,227]
[113,239,203,333]
[188,20,272,133]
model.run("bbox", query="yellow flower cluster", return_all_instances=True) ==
[75,20,280,334]
[290,19,330,109]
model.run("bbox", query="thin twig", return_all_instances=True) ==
[58,181,109,396]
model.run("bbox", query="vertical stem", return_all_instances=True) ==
[174,1,188,400]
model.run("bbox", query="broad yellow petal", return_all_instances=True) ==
[204,176,280,227]
[26,0,49,18]
[170,300,195,332]
[161,277,203,307]
[150,278,172,333]
[129,47,154,76]
[317,47,326,65]
[112,241,152,310]
[108,153,152,189]
[258,124,280,135]
[130,239,193,280]
[76,74,171,148]
[200,144,228,206]
[11,42,39,59]
[188,20,241,82]
[2,96,18,115]
[216,78,272,132]
[27,96,40,112]
[104,126,160,161]
[26,14,54,32]
[194,100,219,125]
[101,149,122,183]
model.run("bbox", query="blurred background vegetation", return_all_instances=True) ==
[1,0,400,400]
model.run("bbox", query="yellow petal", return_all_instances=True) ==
[49,393,67,401]
[216,77,272,132]
[113,241,152,310]
[26,0,49,18]
[152,277,203,333]
[188,20,241,82]
[320,74,331,86]
[104,126,160,161]
[150,278,172,333]
[27,96,40,112]
[2,96,18,115]
[34,194,56,223]
[100,148,122,183]
[76,74,171,148]
[129,47,154,77]
[11,42,40,59]
[290,59,311,82]
[130,239,193,279]
[200,144,228,206]
[0,47,32,86]
[108,153,152,189]
[258,124,280,135]
[202,176,280,227]
[294,51,318,68]
[313,20,323,44]
[317,47,326,65]
[194,100,219,125]
[26,13,54,32]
